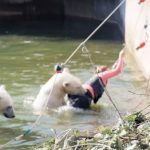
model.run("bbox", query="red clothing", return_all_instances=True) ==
[82,56,124,99]
[98,56,124,86]
[68,55,124,108]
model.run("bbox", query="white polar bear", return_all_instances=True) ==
[0,85,15,118]
[33,68,84,111]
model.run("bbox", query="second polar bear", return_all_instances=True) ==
[0,85,15,118]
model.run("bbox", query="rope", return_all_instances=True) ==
[82,45,95,70]
[102,85,124,122]
[0,74,58,149]
[63,0,126,65]
[82,45,124,122]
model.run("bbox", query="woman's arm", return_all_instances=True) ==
[98,49,125,85]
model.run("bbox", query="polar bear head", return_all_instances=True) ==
[60,68,84,95]
[0,85,15,118]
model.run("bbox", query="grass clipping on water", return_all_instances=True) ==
[32,112,150,150]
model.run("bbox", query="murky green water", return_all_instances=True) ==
[0,26,148,150]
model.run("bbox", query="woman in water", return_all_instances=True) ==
[67,49,125,109]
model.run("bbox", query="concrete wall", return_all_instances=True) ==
[125,0,150,79]
[0,0,125,40]
[0,0,125,33]
[64,0,125,35]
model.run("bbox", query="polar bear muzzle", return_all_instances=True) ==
[3,106,15,118]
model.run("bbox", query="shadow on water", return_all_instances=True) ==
[0,18,123,41]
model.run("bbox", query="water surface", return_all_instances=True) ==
[0,30,148,150]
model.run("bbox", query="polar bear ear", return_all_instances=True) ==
[63,68,70,73]
[63,82,70,88]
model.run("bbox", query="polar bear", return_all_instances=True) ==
[33,68,84,111]
[0,85,15,118]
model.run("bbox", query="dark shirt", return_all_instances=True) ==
[86,76,104,104]
[68,76,104,109]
